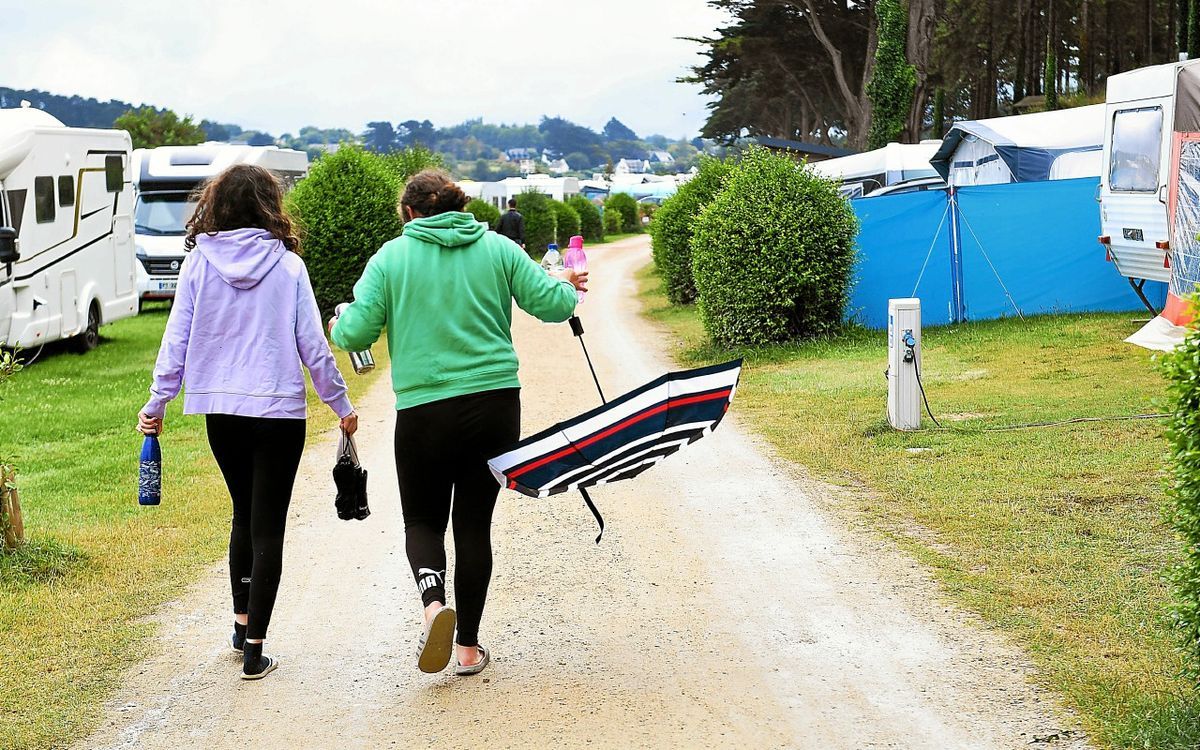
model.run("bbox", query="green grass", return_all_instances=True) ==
[637,264,1200,750]
[0,303,381,750]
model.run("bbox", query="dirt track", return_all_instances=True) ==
[77,235,1088,749]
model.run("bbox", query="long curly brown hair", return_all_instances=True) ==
[184,164,301,253]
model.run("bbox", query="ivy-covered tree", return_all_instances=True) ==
[113,107,206,149]
[865,0,916,148]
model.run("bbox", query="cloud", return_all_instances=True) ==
[3,0,727,138]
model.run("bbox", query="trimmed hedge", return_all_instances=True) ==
[286,145,403,315]
[380,146,444,184]
[568,195,604,243]
[604,192,640,233]
[602,206,622,235]
[650,155,733,305]
[691,146,857,346]
[551,200,581,244]
[1160,306,1200,681]
[466,198,501,230]
[515,190,557,256]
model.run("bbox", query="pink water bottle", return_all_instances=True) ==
[564,235,587,303]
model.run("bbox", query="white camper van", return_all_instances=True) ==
[1098,59,1200,295]
[0,106,136,351]
[133,145,308,303]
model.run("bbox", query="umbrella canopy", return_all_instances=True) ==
[489,359,742,499]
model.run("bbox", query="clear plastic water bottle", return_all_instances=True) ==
[564,235,587,303]
[334,303,376,375]
[139,433,162,506]
[541,243,562,272]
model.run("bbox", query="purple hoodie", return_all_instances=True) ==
[142,228,353,420]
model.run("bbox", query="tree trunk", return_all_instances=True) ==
[1081,0,1091,93]
[799,0,874,149]
[1,464,23,550]
[904,0,936,141]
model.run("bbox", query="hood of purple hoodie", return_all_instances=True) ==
[193,228,286,290]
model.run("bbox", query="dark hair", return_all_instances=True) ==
[185,164,300,253]
[508,198,517,209]
[400,169,468,218]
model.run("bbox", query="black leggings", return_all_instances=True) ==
[206,414,306,640]
[395,388,520,647]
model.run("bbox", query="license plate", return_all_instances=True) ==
[156,280,177,293]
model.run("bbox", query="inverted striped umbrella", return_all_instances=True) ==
[489,316,741,541]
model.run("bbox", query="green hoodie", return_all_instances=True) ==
[331,211,578,410]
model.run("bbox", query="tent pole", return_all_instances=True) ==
[948,187,967,323]
[569,316,607,404]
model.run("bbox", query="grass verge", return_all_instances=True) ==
[0,304,381,749]
[637,263,1200,750]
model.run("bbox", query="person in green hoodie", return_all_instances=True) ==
[330,169,587,676]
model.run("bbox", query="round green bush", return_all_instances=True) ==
[604,192,640,233]
[286,145,403,315]
[550,200,581,244]
[650,156,733,305]
[691,146,858,346]
[602,205,622,235]
[515,190,557,256]
[466,198,500,230]
[567,195,604,243]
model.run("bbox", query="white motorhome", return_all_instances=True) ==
[133,145,308,303]
[0,106,136,351]
[1098,60,1200,296]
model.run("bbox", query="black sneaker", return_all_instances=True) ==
[241,641,279,680]
[231,622,247,653]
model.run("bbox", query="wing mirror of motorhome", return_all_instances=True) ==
[0,227,18,265]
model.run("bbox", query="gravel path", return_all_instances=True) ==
[78,235,1088,749]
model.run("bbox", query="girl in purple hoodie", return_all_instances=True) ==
[137,164,357,680]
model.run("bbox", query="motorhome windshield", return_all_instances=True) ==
[1110,106,1163,192]
[134,191,197,236]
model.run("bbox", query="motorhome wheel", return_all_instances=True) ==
[72,302,100,353]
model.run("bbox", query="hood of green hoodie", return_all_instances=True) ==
[402,212,486,247]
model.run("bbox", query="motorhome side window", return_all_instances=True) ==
[105,155,123,193]
[34,176,55,223]
[59,176,75,207]
[1110,107,1163,192]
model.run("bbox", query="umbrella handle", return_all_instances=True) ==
[569,316,607,404]
[579,487,604,544]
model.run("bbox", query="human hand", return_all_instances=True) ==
[138,412,163,436]
[340,412,358,436]
[555,268,589,293]
[327,315,339,336]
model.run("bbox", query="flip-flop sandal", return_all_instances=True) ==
[240,655,279,681]
[416,607,457,674]
[455,645,490,676]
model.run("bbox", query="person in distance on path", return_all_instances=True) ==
[138,164,358,680]
[330,169,587,676]
[496,197,525,249]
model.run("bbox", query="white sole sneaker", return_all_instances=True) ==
[240,655,279,680]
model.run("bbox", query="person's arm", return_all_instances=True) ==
[331,253,388,353]
[516,212,525,246]
[508,242,578,323]
[141,254,197,422]
[295,263,354,420]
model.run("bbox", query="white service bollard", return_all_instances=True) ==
[887,298,922,431]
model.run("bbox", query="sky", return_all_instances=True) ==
[3,0,730,140]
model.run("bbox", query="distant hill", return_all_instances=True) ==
[0,86,241,141]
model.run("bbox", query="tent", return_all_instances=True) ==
[930,104,1106,186]
[810,141,941,197]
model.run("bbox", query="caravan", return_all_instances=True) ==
[1098,59,1200,292]
[133,145,308,303]
[0,106,136,351]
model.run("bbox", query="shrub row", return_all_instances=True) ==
[568,195,605,243]
[604,192,640,233]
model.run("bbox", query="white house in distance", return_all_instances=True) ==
[459,174,581,210]
[615,158,651,175]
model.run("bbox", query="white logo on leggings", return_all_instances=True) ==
[417,567,445,593]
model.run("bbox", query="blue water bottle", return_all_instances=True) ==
[139,433,162,506]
